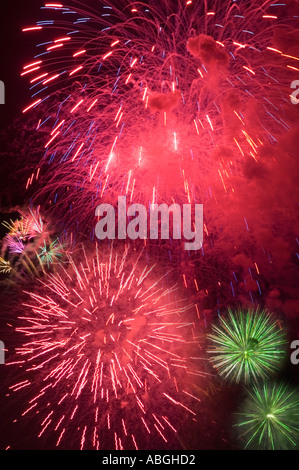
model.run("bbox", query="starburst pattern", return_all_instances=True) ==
[0,258,12,275]
[38,238,66,267]
[6,244,207,450]
[208,308,287,383]
[236,382,299,450]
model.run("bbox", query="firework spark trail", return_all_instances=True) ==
[20,1,298,230]
[5,244,208,450]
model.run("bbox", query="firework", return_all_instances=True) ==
[3,207,45,240]
[4,236,25,255]
[0,258,12,275]
[37,238,67,268]
[207,308,287,383]
[5,243,207,450]
[236,382,299,450]
[0,207,70,280]
[20,1,298,232]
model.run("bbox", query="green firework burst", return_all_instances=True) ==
[236,382,299,450]
[38,239,66,268]
[207,309,287,383]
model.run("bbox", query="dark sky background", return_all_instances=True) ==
[0,1,42,128]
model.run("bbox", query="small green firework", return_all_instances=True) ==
[207,308,287,383]
[38,239,65,268]
[236,382,299,450]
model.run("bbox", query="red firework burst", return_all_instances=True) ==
[5,243,208,450]
[20,1,298,231]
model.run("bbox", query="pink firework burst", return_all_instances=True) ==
[5,243,208,450]
[21,1,298,231]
